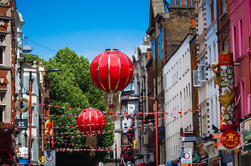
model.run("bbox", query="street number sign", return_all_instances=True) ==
[15,119,28,130]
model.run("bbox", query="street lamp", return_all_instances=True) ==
[131,94,158,166]
[28,68,61,165]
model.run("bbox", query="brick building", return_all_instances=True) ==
[0,0,19,124]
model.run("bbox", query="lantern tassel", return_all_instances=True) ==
[86,136,97,156]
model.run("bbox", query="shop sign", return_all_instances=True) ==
[18,147,28,158]
[241,119,251,151]
[15,119,28,130]
[182,136,198,142]
[221,130,240,149]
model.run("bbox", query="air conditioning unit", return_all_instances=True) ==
[199,64,207,82]
[193,70,201,87]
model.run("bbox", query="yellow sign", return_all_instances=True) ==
[41,155,44,163]
[181,164,192,166]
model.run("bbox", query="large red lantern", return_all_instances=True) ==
[77,108,106,135]
[90,49,134,92]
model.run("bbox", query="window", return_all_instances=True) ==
[215,96,219,127]
[208,46,211,63]
[239,19,243,57]
[164,74,167,89]
[240,80,246,118]
[210,0,215,23]
[0,47,3,65]
[233,26,238,60]
[222,0,227,14]
[188,83,190,97]
[213,42,216,62]
[223,39,229,52]
[0,35,5,43]
[0,93,4,101]
[0,107,2,122]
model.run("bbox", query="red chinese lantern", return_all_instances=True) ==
[90,49,134,92]
[90,49,134,110]
[77,108,106,135]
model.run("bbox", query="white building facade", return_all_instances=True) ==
[205,0,220,134]
[163,34,194,162]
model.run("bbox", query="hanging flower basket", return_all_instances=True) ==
[0,123,15,134]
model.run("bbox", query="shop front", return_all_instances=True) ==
[239,118,251,166]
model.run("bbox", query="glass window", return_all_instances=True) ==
[233,26,238,60]
[239,19,243,56]
[0,107,3,122]
[210,0,215,22]
[223,39,229,53]
[0,47,3,65]
[222,0,227,14]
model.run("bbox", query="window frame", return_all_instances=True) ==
[0,47,4,65]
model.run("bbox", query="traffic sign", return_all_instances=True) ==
[15,119,28,130]
[44,150,56,166]
[181,148,192,163]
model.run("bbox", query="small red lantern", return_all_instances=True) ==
[90,49,134,92]
[77,108,106,135]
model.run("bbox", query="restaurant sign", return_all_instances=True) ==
[221,130,240,149]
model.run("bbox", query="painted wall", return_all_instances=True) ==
[230,0,251,118]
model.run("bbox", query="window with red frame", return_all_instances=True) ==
[211,0,215,22]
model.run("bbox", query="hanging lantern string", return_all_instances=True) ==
[31,102,200,117]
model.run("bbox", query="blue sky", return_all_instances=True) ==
[16,0,150,61]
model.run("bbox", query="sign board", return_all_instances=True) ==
[18,159,29,165]
[221,130,240,149]
[15,119,28,130]
[181,164,192,166]
[44,150,56,166]
[181,148,192,163]
[182,136,198,142]
[19,147,28,158]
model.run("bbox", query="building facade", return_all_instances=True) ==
[146,0,195,164]
[133,38,153,165]
[163,34,195,163]
[0,0,18,124]
[229,0,251,164]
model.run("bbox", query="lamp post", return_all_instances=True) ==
[28,68,61,165]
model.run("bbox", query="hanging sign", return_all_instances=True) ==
[221,130,240,149]
[15,119,28,130]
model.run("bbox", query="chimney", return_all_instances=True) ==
[182,0,186,5]
[171,0,174,5]
[177,0,180,5]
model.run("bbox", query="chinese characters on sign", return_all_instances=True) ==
[221,130,240,149]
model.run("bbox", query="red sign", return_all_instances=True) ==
[221,130,240,149]
[218,53,233,65]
